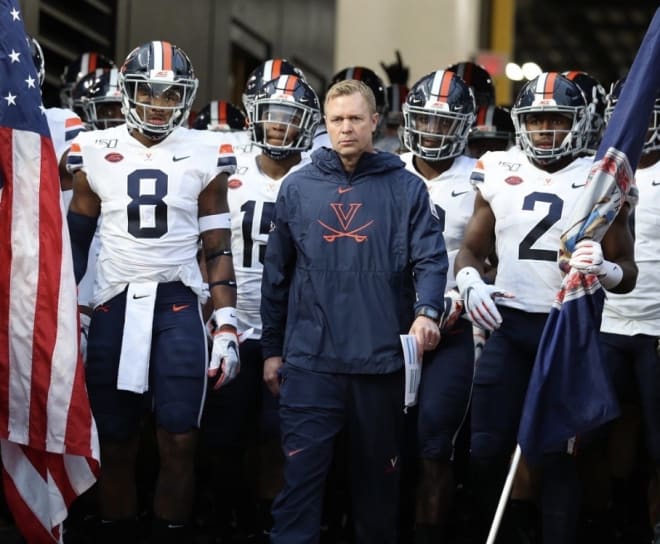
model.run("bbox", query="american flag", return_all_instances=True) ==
[0,1,100,542]
[518,7,660,463]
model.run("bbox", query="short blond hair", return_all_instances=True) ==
[324,79,377,115]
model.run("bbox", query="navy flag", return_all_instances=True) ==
[518,8,660,463]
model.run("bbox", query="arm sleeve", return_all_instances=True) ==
[67,210,97,284]
[260,187,296,359]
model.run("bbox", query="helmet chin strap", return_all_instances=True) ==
[262,147,294,160]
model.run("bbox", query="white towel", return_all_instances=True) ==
[117,282,158,393]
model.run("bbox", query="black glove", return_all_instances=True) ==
[380,50,409,86]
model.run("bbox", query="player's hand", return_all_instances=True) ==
[209,329,240,389]
[380,50,409,85]
[569,239,604,275]
[439,289,464,331]
[263,356,284,397]
[456,267,512,331]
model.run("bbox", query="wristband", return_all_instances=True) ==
[213,306,237,329]
[597,260,623,289]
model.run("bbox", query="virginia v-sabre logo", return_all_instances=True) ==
[318,203,374,243]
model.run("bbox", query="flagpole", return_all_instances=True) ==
[486,444,522,544]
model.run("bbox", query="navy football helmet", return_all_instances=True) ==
[27,34,45,87]
[242,59,306,123]
[330,66,388,123]
[60,51,116,109]
[446,61,495,107]
[193,100,247,131]
[251,75,321,159]
[81,68,123,129]
[511,72,590,164]
[119,41,198,140]
[606,77,660,154]
[402,69,476,160]
[562,71,607,154]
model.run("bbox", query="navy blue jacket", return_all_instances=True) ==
[260,148,448,374]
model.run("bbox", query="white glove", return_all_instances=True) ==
[568,239,622,288]
[456,267,509,331]
[79,313,91,364]
[209,330,240,389]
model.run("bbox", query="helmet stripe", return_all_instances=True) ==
[150,41,162,70]
[543,72,557,99]
[161,41,173,71]
[271,58,282,78]
[284,75,297,94]
[564,70,579,81]
[430,70,453,101]
[86,52,97,72]
[218,100,227,124]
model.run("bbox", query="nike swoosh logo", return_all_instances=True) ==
[571,182,586,188]
[451,190,469,197]
[132,294,149,299]
[172,155,191,162]
[172,303,190,312]
[338,187,353,194]
[287,448,305,457]
[652,180,660,186]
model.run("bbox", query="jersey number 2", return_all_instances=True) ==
[518,192,563,262]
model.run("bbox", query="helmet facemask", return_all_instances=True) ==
[251,99,320,159]
[403,104,473,160]
[120,75,197,140]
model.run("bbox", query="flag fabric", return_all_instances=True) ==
[0,2,100,542]
[518,7,660,464]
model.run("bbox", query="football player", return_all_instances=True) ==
[66,40,239,544]
[400,69,477,542]
[198,74,322,543]
[454,72,637,544]
[28,35,85,208]
[466,104,515,159]
[191,99,250,148]
[562,70,607,155]
[593,79,660,544]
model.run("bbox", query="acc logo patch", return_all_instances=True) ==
[505,176,523,185]
[104,152,124,163]
[228,178,242,189]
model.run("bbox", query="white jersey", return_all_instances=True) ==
[473,147,592,313]
[68,125,236,306]
[601,160,660,336]
[401,152,476,289]
[45,107,84,163]
[228,152,310,338]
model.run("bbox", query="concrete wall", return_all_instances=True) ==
[335,0,481,89]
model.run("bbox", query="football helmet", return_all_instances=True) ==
[446,61,495,107]
[330,66,388,119]
[192,100,247,131]
[511,72,590,164]
[82,68,124,130]
[467,105,515,157]
[606,77,660,154]
[242,59,306,122]
[60,51,116,109]
[562,71,607,154]
[118,41,198,140]
[402,70,476,160]
[250,75,321,159]
[27,34,45,87]
[71,69,108,122]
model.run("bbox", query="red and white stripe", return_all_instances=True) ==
[0,128,100,543]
